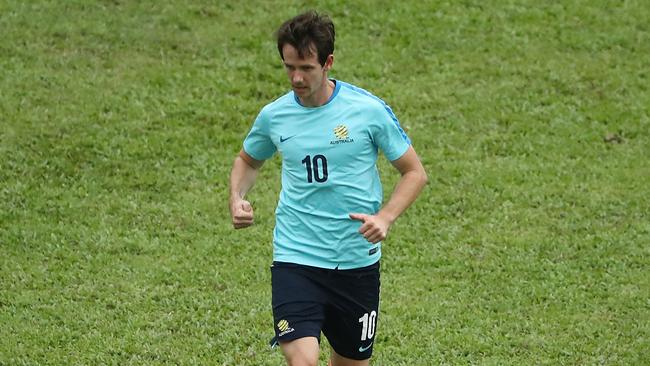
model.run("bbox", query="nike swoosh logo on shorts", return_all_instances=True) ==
[358,342,373,352]
[280,135,296,142]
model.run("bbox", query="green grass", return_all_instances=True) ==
[1,0,648,364]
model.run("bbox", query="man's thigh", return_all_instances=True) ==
[330,346,370,366]
[271,262,327,343]
[280,336,320,366]
[322,262,380,361]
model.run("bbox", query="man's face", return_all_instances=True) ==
[281,43,332,103]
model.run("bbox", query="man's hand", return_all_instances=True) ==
[230,199,254,229]
[349,213,393,244]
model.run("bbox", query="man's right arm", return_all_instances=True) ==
[229,150,265,229]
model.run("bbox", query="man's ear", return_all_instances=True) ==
[324,54,334,71]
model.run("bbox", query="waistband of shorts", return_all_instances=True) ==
[272,260,379,273]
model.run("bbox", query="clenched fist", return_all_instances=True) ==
[230,199,254,229]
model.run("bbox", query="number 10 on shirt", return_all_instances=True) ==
[301,154,328,183]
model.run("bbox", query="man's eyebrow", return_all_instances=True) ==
[283,62,316,68]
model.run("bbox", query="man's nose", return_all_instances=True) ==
[292,72,304,84]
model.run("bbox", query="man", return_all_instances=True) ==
[229,10,427,366]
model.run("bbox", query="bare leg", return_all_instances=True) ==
[329,347,370,366]
[280,336,320,366]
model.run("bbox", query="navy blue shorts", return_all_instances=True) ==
[271,261,380,360]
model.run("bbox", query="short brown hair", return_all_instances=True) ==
[276,10,335,66]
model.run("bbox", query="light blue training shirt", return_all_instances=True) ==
[243,80,411,269]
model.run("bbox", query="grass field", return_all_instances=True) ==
[1,1,649,365]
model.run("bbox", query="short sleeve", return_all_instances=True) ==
[370,102,411,161]
[243,110,277,160]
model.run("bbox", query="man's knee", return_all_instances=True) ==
[286,355,319,366]
[281,337,320,366]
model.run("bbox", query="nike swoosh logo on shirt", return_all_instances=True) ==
[280,135,296,143]
[358,342,373,352]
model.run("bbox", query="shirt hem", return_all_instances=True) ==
[273,251,381,270]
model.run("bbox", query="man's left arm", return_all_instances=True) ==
[350,146,428,243]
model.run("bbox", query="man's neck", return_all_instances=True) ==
[300,79,335,107]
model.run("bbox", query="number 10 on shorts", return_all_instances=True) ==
[358,311,377,341]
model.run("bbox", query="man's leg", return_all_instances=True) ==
[280,336,320,366]
[323,262,380,365]
[329,347,369,366]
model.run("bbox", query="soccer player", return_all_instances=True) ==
[229,10,427,366]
